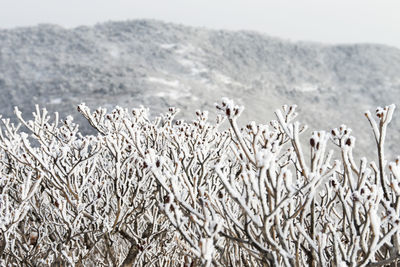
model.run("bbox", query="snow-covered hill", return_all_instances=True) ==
[1,19,400,157]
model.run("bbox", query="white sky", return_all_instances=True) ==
[1,0,400,48]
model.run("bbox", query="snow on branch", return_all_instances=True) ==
[0,99,398,266]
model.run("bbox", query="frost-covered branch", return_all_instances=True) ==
[0,100,398,266]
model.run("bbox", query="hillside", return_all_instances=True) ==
[1,19,400,157]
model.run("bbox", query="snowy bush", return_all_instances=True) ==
[0,99,399,266]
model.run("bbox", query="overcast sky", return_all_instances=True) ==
[1,0,399,48]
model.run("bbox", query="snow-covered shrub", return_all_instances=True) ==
[0,99,399,266]
[0,105,179,266]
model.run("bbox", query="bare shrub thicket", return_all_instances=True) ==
[0,98,399,266]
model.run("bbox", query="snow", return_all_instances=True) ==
[109,47,120,58]
[177,58,208,75]
[175,44,203,55]
[148,77,181,88]
[292,83,318,92]
[159,43,176,49]
[160,43,209,79]
[154,90,185,100]
[50,98,62,104]
[214,72,243,87]
[147,76,195,100]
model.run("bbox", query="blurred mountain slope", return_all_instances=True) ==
[1,19,400,157]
